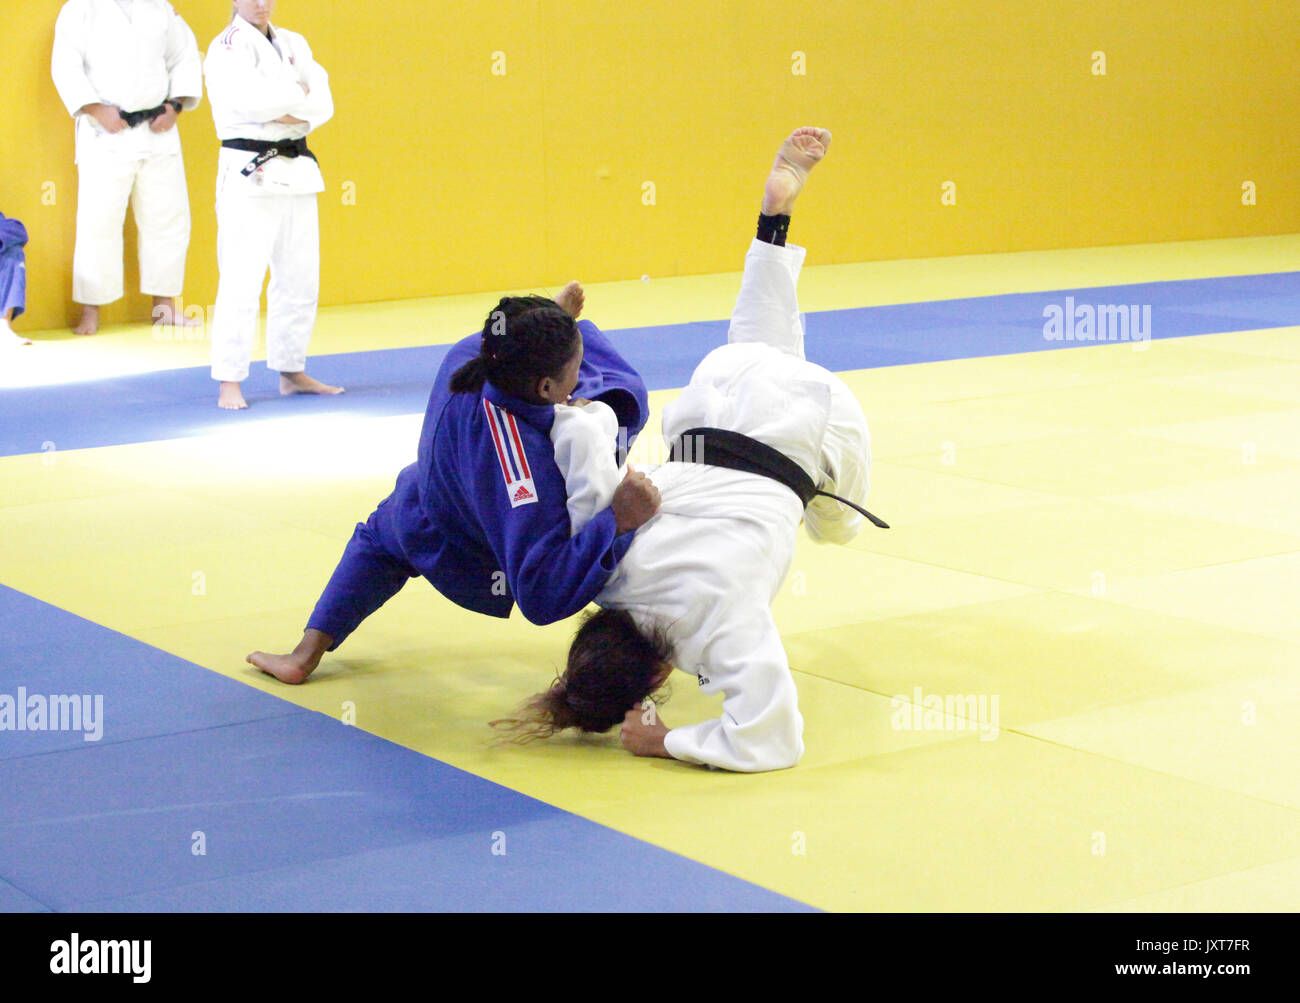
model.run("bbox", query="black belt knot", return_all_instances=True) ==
[222,137,318,176]
[120,103,169,128]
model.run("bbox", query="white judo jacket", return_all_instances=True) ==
[51,0,202,163]
[204,15,333,196]
[551,340,866,772]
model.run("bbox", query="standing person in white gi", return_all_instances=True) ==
[51,0,202,336]
[204,0,342,410]
[499,128,885,773]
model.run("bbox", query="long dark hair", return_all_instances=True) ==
[491,609,674,742]
[449,296,580,401]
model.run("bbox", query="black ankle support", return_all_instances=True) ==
[756,213,790,246]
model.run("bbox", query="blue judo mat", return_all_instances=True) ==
[0,585,811,912]
[2,271,1297,458]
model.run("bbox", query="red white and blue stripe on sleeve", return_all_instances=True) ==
[482,399,538,508]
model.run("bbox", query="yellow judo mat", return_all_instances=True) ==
[3,234,1299,911]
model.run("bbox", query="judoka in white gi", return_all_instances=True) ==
[501,128,879,773]
[204,0,340,409]
[51,0,202,336]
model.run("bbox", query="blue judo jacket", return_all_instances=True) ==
[0,214,28,253]
[388,320,649,625]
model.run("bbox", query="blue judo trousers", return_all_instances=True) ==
[0,214,28,320]
[307,320,649,648]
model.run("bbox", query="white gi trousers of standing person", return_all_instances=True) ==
[51,0,202,306]
[203,15,333,383]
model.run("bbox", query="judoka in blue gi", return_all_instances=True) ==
[0,214,32,348]
[248,282,662,684]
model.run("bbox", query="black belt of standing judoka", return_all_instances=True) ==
[222,137,318,177]
[120,104,170,128]
[667,426,889,529]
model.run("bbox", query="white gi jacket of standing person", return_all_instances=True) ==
[549,239,872,773]
[203,15,333,197]
[51,0,203,164]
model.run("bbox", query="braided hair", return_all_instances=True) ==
[449,296,580,401]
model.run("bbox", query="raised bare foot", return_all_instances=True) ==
[152,297,201,328]
[280,372,344,396]
[555,280,585,319]
[246,650,315,685]
[218,380,248,409]
[762,126,832,216]
[73,305,99,336]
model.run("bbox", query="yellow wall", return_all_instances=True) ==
[3,0,1298,332]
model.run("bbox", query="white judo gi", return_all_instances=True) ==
[203,15,333,382]
[51,0,202,306]
[551,239,872,772]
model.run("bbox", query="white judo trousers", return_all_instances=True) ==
[551,238,874,772]
[712,238,871,544]
[51,0,203,305]
[71,149,190,306]
[209,168,320,381]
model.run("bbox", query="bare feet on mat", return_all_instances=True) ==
[151,296,200,327]
[762,126,832,216]
[218,380,248,410]
[555,280,585,319]
[280,371,344,396]
[248,629,331,685]
[73,305,99,336]
[247,650,316,685]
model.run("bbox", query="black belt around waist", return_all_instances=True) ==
[222,137,318,177]
[120,103,169,128]
[668,426,889,529]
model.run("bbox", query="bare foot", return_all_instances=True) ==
[1,326,32,347]
[152,297,201,328]
[247,629,332,685]
[280,372,344,396]
[762,126,832,216]
[218,381,248,409]
[74,305,99,336]
[247,650,316,685]
[555,280,585,319]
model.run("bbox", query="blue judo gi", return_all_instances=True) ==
[0,214,28,320]
[307,320,649,648]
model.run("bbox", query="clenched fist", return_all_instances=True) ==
[611,466,660,535]
[82,103,127,133]
[150,105,179,133]
[620,704,671,758]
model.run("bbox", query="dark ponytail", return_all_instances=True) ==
[448,355,490,394]
[449,295,580,399]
